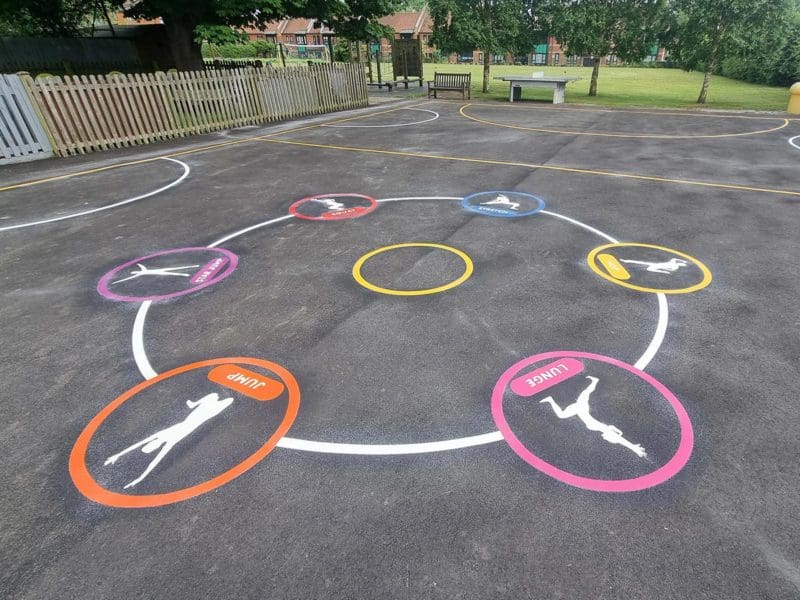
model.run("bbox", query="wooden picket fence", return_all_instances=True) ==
[18,63,368,156]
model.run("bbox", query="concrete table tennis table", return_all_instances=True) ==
[494,76,581,104]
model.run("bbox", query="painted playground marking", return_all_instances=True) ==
[129,197,670,457]
[790,135,800,151]
[97,247,238,302]
[588,242,712,294]
[290,193,378,221]
[323,108,439,128]
[352,242,474,296]
[492,351,694,492]
[69,357,300,508]
[459,103,791,140]
[0,157,189,232]
[461,190,546,217]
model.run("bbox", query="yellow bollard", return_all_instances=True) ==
[789,82,800,114]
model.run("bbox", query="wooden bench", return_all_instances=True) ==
[427,73,471,100]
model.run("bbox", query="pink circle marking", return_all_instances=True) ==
[97,247,238,302]
[289,193,378,221]
[491,351,694,492]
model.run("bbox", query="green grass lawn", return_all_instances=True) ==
[420,64,792,112]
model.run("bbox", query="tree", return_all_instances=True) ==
[430,0,540,93]
[665,0,794,103]
[540,0,665,96]
[0,0,99,36]
[123,0,402,70]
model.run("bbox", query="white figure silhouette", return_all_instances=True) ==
[539,376,647,458]
[481,194,520,211]
[112,263,199,285]
[104,393,234,489]
[312,198,346,211]
[620,257,688,274]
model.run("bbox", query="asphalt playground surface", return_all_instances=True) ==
[1,96,799,599]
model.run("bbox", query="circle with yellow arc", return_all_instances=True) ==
[587,242,712,294]
[352,242,474,296]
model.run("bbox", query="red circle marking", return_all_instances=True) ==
[289,193,378,221]
[69,357,300,508]
[491,351,693,492]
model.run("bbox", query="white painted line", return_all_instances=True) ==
[131,197,669,455]
[323,108,440,129]
[790,135,800,151]
[0,157,190,232]
[208,214,294,248]
[276,431,505,454]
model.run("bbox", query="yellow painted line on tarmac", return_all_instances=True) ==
[0,104,424,193]
[261,137,800,198]
[459,104,791,139]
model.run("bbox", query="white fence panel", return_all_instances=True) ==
[0,74,52,164]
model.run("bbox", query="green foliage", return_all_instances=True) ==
[202,39,276,58]
[540,0,665,62]
[0,0,102,36]
[430,0,540,56]
[665,0,792,74]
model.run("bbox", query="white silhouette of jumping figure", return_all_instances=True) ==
[481,194,520,211]
[112,263,199,285]
[620,257,688,274]
[539,376,647,458]
[312,198,346,211]
[104,393,234,489]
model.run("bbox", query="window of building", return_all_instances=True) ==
[566,54,578,65]
[552,53,560,65]
[296,34,307,45]
[606,54,618,65]
[400,32,413,40]
[532,53,547,65]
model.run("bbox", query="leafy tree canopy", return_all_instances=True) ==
[664,0,794,102]
[539,0,665,95]
[430,0,541,91]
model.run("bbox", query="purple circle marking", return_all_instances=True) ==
[97,247,238,302]
[491,351,694,492]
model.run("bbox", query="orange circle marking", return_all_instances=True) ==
[69,357,300,508]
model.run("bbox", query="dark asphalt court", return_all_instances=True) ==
[1,97,799,599]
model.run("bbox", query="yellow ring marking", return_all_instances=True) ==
[352,242,474,296]
[459,104,790,139]
[261,138,800,199]
[587,242,712,294]
[0,104,427,193]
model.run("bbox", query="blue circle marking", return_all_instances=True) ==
[461,191,546,218]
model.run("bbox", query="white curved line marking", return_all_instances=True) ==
[131,197,669,455]
[790,135,800,151]
[323,108,440,129]
[0,158,190,232]
[276,431,505,454]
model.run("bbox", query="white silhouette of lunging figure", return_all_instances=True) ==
[112,263,199,285]
[312,198,346,211]
[539,376,647,458]
[104,393,234,489]
[620,257,688,274]
[481,194,520,210]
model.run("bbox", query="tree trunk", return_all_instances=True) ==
[698,26,723,104]
[589,58,601,96]
[162,16,204,71]
[697,62,714,104]
[483,50,490,93]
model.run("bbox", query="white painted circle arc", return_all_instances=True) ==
[130,197,669,455]
[789,135,800,151]
[323,108,440,128]
[0,158,190,232]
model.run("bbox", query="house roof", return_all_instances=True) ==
[377,10,431,35]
